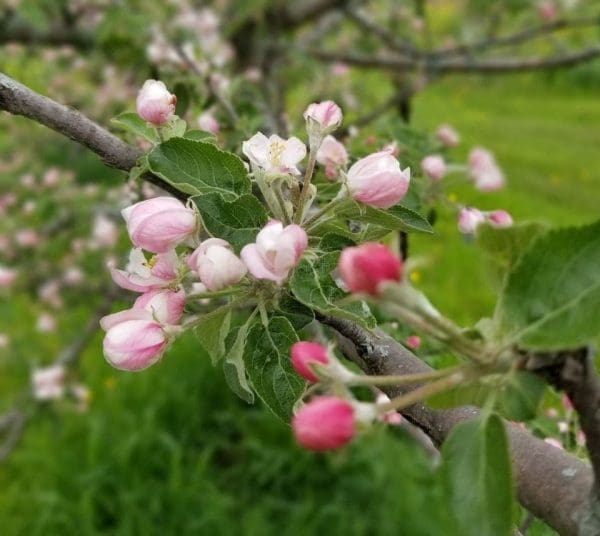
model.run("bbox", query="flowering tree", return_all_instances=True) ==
[2,1,600,535]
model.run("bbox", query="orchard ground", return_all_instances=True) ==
[2,73,599,535]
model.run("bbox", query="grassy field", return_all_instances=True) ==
[2,73,599,535]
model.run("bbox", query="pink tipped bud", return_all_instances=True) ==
[198,111,220,134]
[292,396,356,451]
[338,243,402,296]
[291,341,330,383]
[303,100,343,141]
[347,151,410,209]
[241,221,308,284]
[136,80,177,126]
[421,155,446,181]
[122,196,197,254]
[406,335,422,350]
[435,124,460,147]
[188,239,247,291]
[469,147,505,192]
[487,210,513,228]
[316,135,348,179]
[102,318,169,371]
[458,207,485,234]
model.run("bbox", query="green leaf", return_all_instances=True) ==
[476,222,547,276]
[275,293,315,331]
[318,233,356,252]
[290,253,376,329]
[111,112,158,142]
[194,306,231,364]
[495,220,600,350]
[223,311,258,404]
[498,372,546,421]
[148,138,251,198]
[441,413,515,536]
[193,193,268,252]
[337,200,433,234]
[243,317,305,421]
[184,129,217,142]
[426,378,489,410]
[162,117,187,140]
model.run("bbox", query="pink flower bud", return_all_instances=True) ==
[316,135,348,179]
[469,147,505,192]
[406,335,422,350]
[346,151,410,209]
[0,266,17,288]
[292,396,356,451]
[458,207,485,234]
[544,437,564,450]
[36,313,57,333]
[537,0,558,22]
[110,248,180,293]
[32,365,66,400]
[242,133,307,176]
[15,229,40,248]
[198,111,220,134]
[122,196,197,254]
[436,124,460,147]
[92,214,119,249]
[102,318,169,371]
[291,341,330,383]
[136,80,177,125]
[338,243,402,295]
[241,221,308,284]
[487,210,513,228]
[42,168,60,187]
[303,100,343,136]
[421,155,446,181]
[188,239,247,291]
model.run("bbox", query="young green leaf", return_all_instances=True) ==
[194,306,232,364]
[223,312,258,404]
[111,112,159,142]
[148,138,251,198]
[290,253,376,329]
[193,193,268,252]
[498,372,546,422]
[495,220,600,350]
[441,413,515,536]
[337,200,433,234]
[243,316,305,421]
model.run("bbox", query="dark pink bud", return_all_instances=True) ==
[291,341,330,383]
[338,243,402,295]
[292,396,355,451]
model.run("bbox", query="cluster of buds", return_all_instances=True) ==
[458,207,513,234]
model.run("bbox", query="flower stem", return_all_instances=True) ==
[303,188,348,229]
[294,147,318,224]
[348,366,463,387]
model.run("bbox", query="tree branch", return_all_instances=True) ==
[319,314,594,536]
[309,45,600,74]
[0,72,187,201]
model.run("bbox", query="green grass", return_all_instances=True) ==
[3,74,598,535]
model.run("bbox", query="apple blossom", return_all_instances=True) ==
[346,150,410,209]
[303,100,343,142]
[136,80,177,125]
[458,207,486,234]
[241,221,308,284]
[92,214,119,249]
[292,396,376,451]
[487,210,514,228]
[198,110,220,134]
[188,239,247,291]
[421,155,446,181]
[242,133,306,176]
[316,135,348,178]
[338,243,403,295]
[15,229,40,248]
[406,335,422,350]
[291,341,330,383]
[436,124,460,147]
[36,313,57,333]
[469,147,505,192]
[122,196,197,254]
[32,365,66,400]
[110,248,180,293]
[0,266,17,288]
[102,318,170,371]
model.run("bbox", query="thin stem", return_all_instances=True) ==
[377,370,469,414]
[349,365,463,386]
[272,180,292,224]
[303,188,348,229]
[294,146,319,224]
[188,286,246,300]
